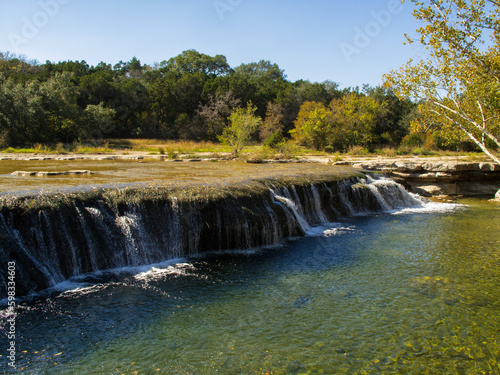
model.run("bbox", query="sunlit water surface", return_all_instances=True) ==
[1,199,500,374]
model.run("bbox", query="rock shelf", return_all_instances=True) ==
[337,160,500,196]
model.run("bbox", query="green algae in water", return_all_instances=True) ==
[3,199,500,374]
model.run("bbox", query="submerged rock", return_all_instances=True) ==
[492,189,500,202]
[11,170,93,177]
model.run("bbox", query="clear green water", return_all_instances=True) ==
[2,199,500,374]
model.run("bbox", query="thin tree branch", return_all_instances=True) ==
[431,108,500,164]
[477,100,487,145]
[433,101,500,148]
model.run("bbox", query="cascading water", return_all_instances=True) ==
[0,174,428,299]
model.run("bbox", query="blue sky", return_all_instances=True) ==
[0,0,425,88]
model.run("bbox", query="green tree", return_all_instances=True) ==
[290,101,336,150]
[161,50,231,77]
[329,93,382,151]
[230,61,288,118]
[219,103,262,157]
[385,0,500,163]
[0,75,44,144]
[146,73,178,138]
[293,80,336,104]
[39,72,81,142]
[364,85,414,145]
[112,78,149,137]
[79,70,118,107]
[82,103,116,140]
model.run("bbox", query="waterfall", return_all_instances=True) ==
[0,174,426,299]
[271,188,311,233]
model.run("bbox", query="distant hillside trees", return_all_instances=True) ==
[0,50,415,151]
[291,88,413,152]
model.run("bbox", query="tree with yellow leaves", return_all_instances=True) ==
[290,101,335,150]
[385,0,500,163]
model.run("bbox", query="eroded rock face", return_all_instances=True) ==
[395,161,423,173]
[349,160,500,197]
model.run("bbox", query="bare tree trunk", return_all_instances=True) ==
[431,102,500,165]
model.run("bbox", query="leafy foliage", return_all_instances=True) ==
[291,102,335,150]
[291,92,406,152]
[219,103,262,156]
[0,50,413,152]
[385,0,500,163]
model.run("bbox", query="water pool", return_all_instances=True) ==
[1,198,499,374]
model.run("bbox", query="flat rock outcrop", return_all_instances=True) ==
[344,160,500,197]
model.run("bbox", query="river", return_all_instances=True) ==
[1,197,499,374]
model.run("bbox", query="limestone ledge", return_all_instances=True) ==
[0,155,145,161]
[349,160,500,174]
[336,160,500,197]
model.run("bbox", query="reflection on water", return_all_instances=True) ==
[1,199,499,374]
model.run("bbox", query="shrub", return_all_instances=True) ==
[324,145,335,154]
[263,132,283,149]
[56,142,68,154]
[411,147,432,156]
[401,133,425,148]
[396,146,411,155]
[349,146,370,156]
[275,140,300,159]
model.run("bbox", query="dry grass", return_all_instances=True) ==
[0,139,493,163]
[106,139,233,154]
[0,140,233,155]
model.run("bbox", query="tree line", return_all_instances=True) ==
[1,49,418,152]
[3,0,497,161]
